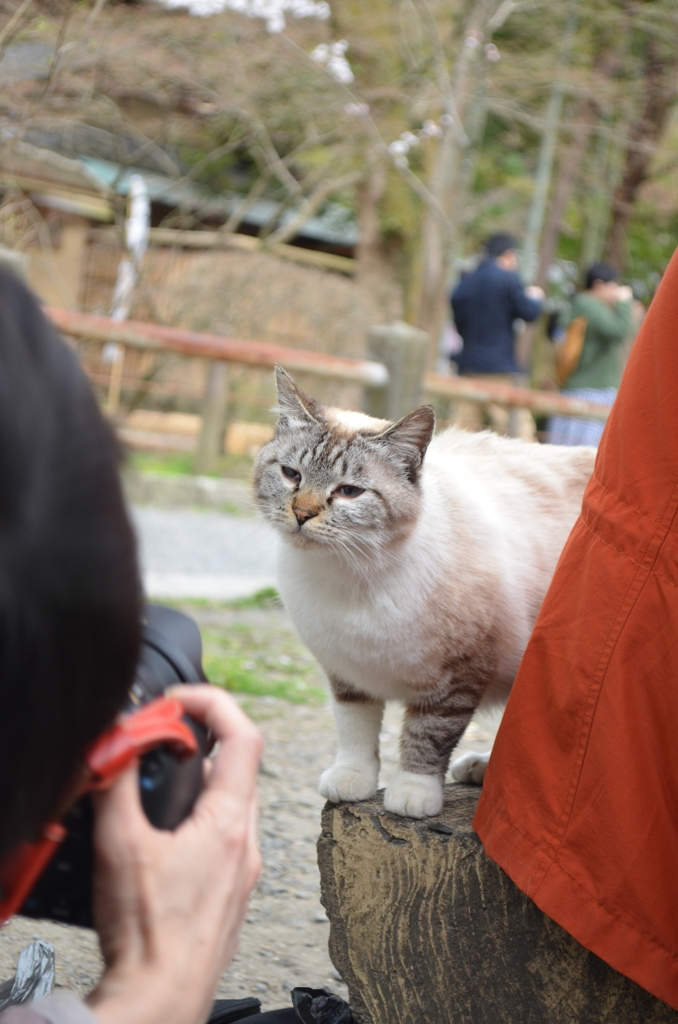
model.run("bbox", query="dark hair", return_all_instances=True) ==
[585,262,619,291]
[485,233,518,259]
[0,268,142,862]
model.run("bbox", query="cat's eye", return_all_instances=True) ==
[281,465,301,483]
[334,484,365,498]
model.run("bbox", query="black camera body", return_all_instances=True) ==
[20,605,209,928]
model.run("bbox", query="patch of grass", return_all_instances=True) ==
[159,588,281,613]
[205,650,325,703]
[226,586,282,610]
[219,501,249,516]
[129,451,195,476]
[201,620,326,704]
[128,450,255,480]
[165,598,327,704]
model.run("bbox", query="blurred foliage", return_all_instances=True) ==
[6,0,678,310]
[129,450,254,480]
[624,204,678,301]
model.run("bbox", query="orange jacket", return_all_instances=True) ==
[474,248,678,1010]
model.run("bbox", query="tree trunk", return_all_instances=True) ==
[517,104,592,378]
[355,149,399,313]
[521,0,579,286]
[415,125,459,347]
[577,48,627,269]
[414,6,487,356]
[535,103,592,288]
[605,39,678,271]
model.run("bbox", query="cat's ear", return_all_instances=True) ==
[274,365,323,428]
[372,405,435,481]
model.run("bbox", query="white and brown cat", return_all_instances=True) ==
[254,367,595,818]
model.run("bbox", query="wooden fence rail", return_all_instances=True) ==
[45,308,389,388]
[45,308,611,469]
[424,372,610,421]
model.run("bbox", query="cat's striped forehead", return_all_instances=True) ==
[284,414,377,476]
[272,406,392,483]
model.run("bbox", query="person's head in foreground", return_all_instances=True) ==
[0,266,142,863]
[0,267,262,1024]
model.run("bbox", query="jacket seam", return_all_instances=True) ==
[589,475,664,530]
[541,855,678,965]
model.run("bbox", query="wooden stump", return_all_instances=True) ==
[318,786,678,1024]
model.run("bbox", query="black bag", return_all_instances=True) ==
[233,987,354,1024]
[207,998,262,1023]
[292,988,353,1024]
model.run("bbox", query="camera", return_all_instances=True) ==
[19,604,210,928]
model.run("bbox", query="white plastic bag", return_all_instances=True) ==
[0,941,55,1011]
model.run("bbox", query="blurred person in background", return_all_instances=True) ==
[451,233,544,439]
[548,262,633,447]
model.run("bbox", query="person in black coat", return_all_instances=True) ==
[450,233,544,435]
[451,233,544,375]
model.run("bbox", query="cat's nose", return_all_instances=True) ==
[294,505,319,525]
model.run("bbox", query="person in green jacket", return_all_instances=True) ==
[548,262,633,446]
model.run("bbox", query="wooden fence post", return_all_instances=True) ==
[105,344,126,415]
[364,322,429,421]
[194,360,229,475]
[0,247,28,279]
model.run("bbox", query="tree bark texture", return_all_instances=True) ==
[535,102,593,289]
[356,152,387,287]
[414,0,497,351]
[605,40,678,271]
[318,786,678,1024]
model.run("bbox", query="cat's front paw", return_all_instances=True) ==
[319,763,379,803]
[383,771,443,818]
[450,750,491,784]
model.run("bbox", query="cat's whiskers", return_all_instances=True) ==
[319,530,377,580]
[326,534,366,578]
[321,528,402,583]
[341,529,412,575]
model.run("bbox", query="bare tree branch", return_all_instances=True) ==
[0,0,35,55]
[264,168,362,247]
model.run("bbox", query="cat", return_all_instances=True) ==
[253,366,596,818]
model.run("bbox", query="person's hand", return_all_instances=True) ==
[85,686,263,1024]
[598,281,632,305]
[525,284,545,301]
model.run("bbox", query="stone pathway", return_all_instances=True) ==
[131,505,278,600]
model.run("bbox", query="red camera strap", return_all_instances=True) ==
[0,697,199,924]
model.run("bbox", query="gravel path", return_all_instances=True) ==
[131,506,278,600]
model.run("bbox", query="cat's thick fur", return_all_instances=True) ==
[253,367,595,818]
